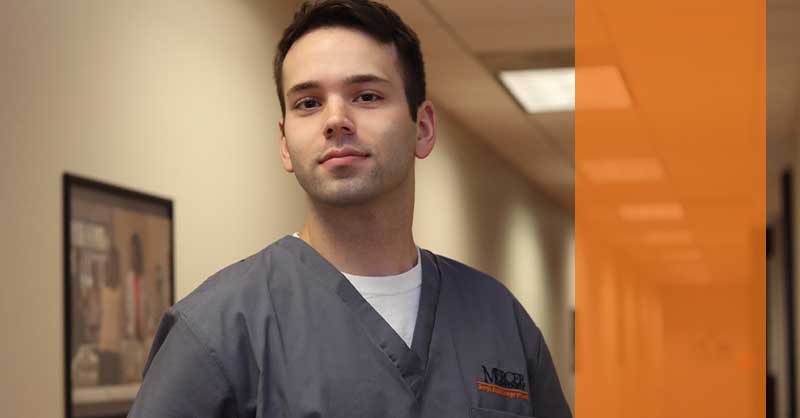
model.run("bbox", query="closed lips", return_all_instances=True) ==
[319,148,369,163]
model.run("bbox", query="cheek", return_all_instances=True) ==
[283,119,320,159]
[387,123,418,159]
[360,111,417,155]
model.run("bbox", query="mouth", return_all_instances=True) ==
[319,147,370,166]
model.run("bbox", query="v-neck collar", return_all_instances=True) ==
[277,235,441,399]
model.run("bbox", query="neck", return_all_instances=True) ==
[298,178,417,276]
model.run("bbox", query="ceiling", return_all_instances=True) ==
[379,0,796,288]
[384,0,799,220]
[383,0,574,211]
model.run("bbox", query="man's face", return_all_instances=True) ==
[279,27,432,206]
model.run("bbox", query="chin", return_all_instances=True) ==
[296,163,412,207]
[301,177,383,207]
[318,186,382,207]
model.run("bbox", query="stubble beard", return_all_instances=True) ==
[294,155,412,207]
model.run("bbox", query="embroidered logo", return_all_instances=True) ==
[476,365,529,400]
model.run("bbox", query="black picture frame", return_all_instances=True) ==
[782,170,797,418]
[63,174,174,418]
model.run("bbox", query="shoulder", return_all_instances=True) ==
[151,241,296,382]
[166,240,296,343]
[428,252,544,357]
[138,248,280,418]
[430,252,518,305]
[174,247,270,315]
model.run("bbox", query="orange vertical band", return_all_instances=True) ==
[575,0,766,417]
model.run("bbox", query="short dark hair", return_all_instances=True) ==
[273,0,426,122]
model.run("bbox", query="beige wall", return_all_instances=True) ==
[0,0,573,415]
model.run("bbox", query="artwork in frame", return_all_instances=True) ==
[63,174,174,418]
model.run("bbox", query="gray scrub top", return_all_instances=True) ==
[128,236,571,418]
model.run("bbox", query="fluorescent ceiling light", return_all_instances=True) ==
[643,230,693,245]
[581,158,665,183]
[576,66,631,110]
[618,203,684,222]
[660,249,703,262]
[662,262,711,284]
[499,67,574,113]
[499,65,631,113]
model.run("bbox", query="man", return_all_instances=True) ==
[128,1,571,417]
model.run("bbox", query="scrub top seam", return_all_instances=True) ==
[174,310,241,418]
[416,251,443,381]
[436,260,473,409]
[512,299,540,414]
[347,295,422,398]
[264,246,302,418]
[533,323,545,394]
[280,236,420,367]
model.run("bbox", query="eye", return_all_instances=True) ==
[354,92,383,103]
[294,98,320,110]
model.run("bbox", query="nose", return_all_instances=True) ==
[323,98,355,140]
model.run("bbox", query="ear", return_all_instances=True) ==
[414,100,436,159]
[278,119,294,173]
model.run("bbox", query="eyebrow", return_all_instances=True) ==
[285,74,391,98]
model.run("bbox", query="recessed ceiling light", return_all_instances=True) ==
[618,203,684,222]
[581,158,665,183]
[661,262,712,284]
[660,249,703,262]
[643,230,693,245]
[575,65,631,110]
[499,67,574,113]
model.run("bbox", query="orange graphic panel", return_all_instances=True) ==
[575,0,765,417]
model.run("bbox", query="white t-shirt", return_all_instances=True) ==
[293,233,422,347]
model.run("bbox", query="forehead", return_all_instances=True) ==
[282,27,402,90]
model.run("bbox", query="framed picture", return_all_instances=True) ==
[63,174,174,418]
